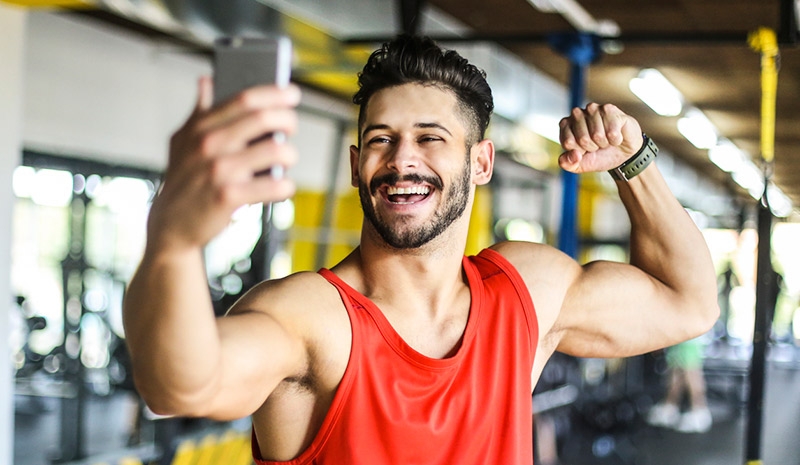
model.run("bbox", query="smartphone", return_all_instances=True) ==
[213,35,292,106]
[213,36,293,178]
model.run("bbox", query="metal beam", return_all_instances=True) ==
[344,31,751,46]
[779,0,799,45]
[548,32,603,258]
[397,0,426,36]
[745,194,773,465]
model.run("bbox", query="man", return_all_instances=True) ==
[123,35,719,464]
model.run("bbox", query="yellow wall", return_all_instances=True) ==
[289,190,362,271]
[288,185,494,271]
[465,185,493,256]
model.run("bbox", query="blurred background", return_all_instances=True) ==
[1,0,799,464]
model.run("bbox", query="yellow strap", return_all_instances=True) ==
[746,461,764,465]
[748,27,779,163]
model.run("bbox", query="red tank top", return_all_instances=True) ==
[253,248,538,464]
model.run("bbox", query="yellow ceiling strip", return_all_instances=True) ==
[0,0,94,7]
[302,71,359,99]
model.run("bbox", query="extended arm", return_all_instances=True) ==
[122,78,305,420]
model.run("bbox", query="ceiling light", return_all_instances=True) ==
[767,184,793,217]
[732,160,765,199]
[677,108,718,149]
[628,69,683,116]
[12,165,35,199]
[31,168,73,207]
[529,0,560,13]
[797,0,800,32]
[527,0,619,35]
[709,139,748,173]
[523,113,561,143]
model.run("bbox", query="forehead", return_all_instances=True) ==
[362,83,466,135]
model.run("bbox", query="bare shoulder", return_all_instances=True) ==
[228,272,341,315]
[226,271,349,345]
[489,241,582,354]
[489,240,581,286]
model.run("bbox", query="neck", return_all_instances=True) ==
[336,214,471,310]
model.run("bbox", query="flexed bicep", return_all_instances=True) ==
[554,259,706,359]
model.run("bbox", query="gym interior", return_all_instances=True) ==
[2,1,800,464]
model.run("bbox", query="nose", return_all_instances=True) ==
[386,138,420,173]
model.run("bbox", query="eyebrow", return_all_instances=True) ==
[361,122,454,138]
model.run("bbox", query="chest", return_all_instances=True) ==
[317,286,536,464]
[378,298,471,359]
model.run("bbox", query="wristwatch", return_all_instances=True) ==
[609,134,659,182]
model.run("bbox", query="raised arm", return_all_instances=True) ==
[501,103,719,363]
[122,77,306,420]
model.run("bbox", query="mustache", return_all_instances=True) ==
[369,172,443,195]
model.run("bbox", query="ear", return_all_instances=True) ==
[349,145,360,187]
[472,139,494,186]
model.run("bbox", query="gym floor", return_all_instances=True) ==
[557,362,800,465]
[13,360,800,465]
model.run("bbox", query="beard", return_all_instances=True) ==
[358,152,471,249]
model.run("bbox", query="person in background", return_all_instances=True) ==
[647,337,713,433]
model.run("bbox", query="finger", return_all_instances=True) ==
[568,107,599,152]
[224,175,297,207]
[196,76,214,114]
[584,103,609,148]
[251,174,296,203]
[244,139,299,178]
[244,107,299,147]
[201,84,301,133]
[559,116,579,151]
[557,149,584,173]
[207,140,298,186]
[201,107,299,157]
[597,103,626,147]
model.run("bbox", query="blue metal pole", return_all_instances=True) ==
[549,32,601,258]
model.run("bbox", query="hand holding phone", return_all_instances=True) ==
[213,36,293,178]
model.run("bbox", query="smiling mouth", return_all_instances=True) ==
[385,185,431,204]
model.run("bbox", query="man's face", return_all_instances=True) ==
[351,83,475,249]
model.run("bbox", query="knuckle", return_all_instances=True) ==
[601,103,617,112]
[206,157,227,183]
[577,133,594,146]
[235,90,259,110]
[591,131,607,143]
[255,108,273,126]
[197,132,219,157]
[214,184,238,208]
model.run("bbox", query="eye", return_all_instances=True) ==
[367,135,392,145]
[419,135,443,143]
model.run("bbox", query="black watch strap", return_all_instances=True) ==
[609,134,659,181]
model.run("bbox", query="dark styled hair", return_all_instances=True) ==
[353,35,494,146]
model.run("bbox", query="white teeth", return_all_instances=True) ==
[387,186,431,195]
